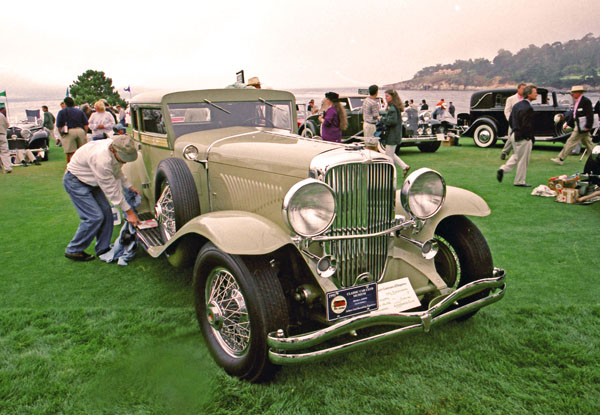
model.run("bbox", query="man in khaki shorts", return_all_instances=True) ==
[56,97,89,162]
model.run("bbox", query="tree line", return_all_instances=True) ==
[409,33,600,89]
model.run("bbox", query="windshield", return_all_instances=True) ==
[167,100,293,139]
[556,92,572,107]
[348,97,366,111]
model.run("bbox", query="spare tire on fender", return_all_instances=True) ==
[154,158,201,243]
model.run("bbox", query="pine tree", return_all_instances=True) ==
[69,70,127,107]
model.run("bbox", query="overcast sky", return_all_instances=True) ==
[1,0,599,98]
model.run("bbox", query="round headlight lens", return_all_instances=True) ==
[283,179,336,237]
[401,168,446,219]
[426,127,433,135]
[183,144,199,161]
[21,129,31,139]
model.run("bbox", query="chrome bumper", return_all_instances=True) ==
[402,134,441,142]
[268,268,506,365]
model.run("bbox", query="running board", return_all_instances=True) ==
[136,213,163,250]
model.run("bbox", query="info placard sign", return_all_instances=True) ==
[326,283,378,321]
[377,278,421,313]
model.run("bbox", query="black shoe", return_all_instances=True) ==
[65,252,95,261]
[514,183,532,187]
[97,247,111,256]
[500,153,507,160]
[33,159,41,166]
[21,161,29,167]
[496,169,503,183]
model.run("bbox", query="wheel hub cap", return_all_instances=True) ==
[207,301,224,330]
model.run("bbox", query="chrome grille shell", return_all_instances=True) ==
[310,148,396,287]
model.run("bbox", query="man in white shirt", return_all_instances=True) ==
[500,82,526,160]
[0,106,12,173]
[362,85,380,139]
[63,134,139,261]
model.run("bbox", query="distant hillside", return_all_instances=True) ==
[386,33,600,91]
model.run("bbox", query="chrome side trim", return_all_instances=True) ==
[268,268,506,364]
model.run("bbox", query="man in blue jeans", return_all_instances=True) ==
[63,134,140,261]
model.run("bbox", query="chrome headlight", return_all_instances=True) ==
[283,179,336,237]
[183,144,199,161]
[425,127,433,135]
[20,129,31,139]
[401,168,446,219]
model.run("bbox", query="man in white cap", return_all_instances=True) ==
[551,85,595,165]
[63,134,139,261]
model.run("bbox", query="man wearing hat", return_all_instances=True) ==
[551,85,595,165]
[63,133,139,261]
[247,77,261,89]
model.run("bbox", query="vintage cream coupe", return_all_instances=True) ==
[124,88,506,382]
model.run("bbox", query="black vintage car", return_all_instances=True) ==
[457,88,571,148]
[7,124,50,161]
[299,95,443,153]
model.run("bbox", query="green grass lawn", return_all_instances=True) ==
[1,140,599,415]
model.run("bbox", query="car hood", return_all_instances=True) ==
[203,127,342,178]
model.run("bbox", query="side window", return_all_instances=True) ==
[141,108,167,134]
[495,94,503,107]
[130,106,138,131]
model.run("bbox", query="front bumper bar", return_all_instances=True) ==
[268,268,506,365]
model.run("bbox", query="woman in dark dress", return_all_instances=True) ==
[319,92,347,142]
[382,89,410,177]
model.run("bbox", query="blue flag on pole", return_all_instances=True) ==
[124,86,131,92]
[66,88,70,97]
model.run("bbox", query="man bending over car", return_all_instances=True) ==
[63,134,139,261]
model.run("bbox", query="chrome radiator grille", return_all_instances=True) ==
[323,162,395,287]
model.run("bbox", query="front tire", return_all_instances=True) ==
[193,243,289,382]
[417,141,441,153]
[473,123,497,148]
[434,215,493,320]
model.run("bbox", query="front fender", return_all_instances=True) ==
[146,211,293,257]
[390,186,490,289]
[396,186,490,240]
[463,117,498,137]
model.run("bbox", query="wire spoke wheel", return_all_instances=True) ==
[155,183,177,241]
[205,267,251,357]
[194,243,289,381]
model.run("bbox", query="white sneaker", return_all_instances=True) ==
[551,158,564,165]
